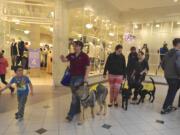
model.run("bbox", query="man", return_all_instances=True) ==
[156,42,169,74]
[161,38,180,114]
[60,41,90,121]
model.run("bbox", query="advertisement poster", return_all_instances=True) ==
[28,49,40,68]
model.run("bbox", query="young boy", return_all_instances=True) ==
[0,66,33,119]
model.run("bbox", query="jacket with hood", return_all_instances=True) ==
[162,48,180,79]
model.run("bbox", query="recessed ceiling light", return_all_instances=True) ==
[85,23,93,29]
[109,32,115,37]
[177,22,180,25]
[24,30,30,34]
[174,0,178,3]
[49,27,53,32]
[155,24,160,28]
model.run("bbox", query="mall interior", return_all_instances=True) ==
[0,0,180,135]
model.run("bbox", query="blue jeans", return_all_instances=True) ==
[17,94,28,117]
[68,76,84,118]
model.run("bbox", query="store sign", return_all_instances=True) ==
[29,49,40,68]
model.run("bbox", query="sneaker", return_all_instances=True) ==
[114,103,118,107]
[15,113,23,119]
[66,116,72,122]
[108,104,113,107]
[161,106,177,115]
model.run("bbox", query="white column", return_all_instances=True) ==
[30,24,40,49]
[53,0,69,86]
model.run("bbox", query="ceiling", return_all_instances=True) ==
[108,0,180,11]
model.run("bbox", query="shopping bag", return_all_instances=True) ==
[61,67,71,86]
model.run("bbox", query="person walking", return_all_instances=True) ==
[0,52,14,94]
[103,45,126,107]
[60,41,90,121]
[127,46,138,90]
[161,38,180,114]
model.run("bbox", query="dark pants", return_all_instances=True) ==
[17,94,28,117]
[68,76,84,118]
[0,74,14,92]
[129,74,145,98]
[162,78,180,110]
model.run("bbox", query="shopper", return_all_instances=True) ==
[0,66,33,119]
[127,47,138,87]
[103,44,126,107]
[0,52,14,94]
[141,44,150,61]
[60,41,90,121]
[161,38,180,114]
[130,51,149,101]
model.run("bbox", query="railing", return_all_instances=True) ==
[1,1,54,24]
[89,52,164,77]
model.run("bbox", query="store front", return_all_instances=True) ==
[1,0,180,86]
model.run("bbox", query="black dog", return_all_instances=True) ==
[137,77,156,104]
[121,82,130,110]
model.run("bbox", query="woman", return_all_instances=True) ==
[60,41,90,121]
[0,52,14,94]
[103,45,126,107]
[141,44,150,61]
[130,51,149,101]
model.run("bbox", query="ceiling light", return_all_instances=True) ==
[49,27,53,32]
[50,11,54,18]
[155,24,160,28]
[177,22,180,25]
[134,24,138,29]
[109,32,115,37]
[97,38,100,42]
[78,34,82,38]
[85,23,93,29]
[24,30,30,34]
[174,0,178,2]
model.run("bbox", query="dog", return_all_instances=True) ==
[137,77,156,104]
[75,82,108,124]
[120,82,131,110]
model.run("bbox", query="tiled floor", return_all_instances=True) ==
[0,77,180,135]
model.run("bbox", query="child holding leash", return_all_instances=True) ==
[0,66,33,120]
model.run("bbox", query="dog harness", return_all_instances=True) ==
[142,83,154,91]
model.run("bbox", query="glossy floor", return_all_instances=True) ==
[0,80,180,135]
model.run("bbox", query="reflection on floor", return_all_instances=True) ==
[0,81,180,135]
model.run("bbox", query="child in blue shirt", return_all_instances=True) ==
[0,66,33,119]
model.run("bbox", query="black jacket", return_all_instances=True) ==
[10,42,18,56]
[127,52,138,75]
[162,48,180,79]
[103,52,126,76]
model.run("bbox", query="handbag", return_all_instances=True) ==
[61,67,71,86]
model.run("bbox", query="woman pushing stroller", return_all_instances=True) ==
[128,51,149,101]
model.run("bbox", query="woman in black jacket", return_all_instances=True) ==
[103,45,126,107]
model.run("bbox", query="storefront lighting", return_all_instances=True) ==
[109,32,115,37]
[78,34,82,38]
[12,19,20,24]
[24,30,30,34]
[155,24,160,28]
[85,23,93,29]
[50,11,54,18]
[97,38,100,42]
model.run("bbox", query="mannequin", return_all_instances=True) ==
[46,49,52,74]
[16,37,25,66]
[10,38,18,68]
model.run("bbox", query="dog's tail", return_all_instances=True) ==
[149,77,156,91]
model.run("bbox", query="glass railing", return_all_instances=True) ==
[89,52,165,77]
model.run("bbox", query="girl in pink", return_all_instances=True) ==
[103,45,126,107]
[0,52,14,94]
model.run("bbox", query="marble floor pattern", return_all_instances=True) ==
[0,79,180,135]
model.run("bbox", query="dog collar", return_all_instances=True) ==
[81,95,90,102]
